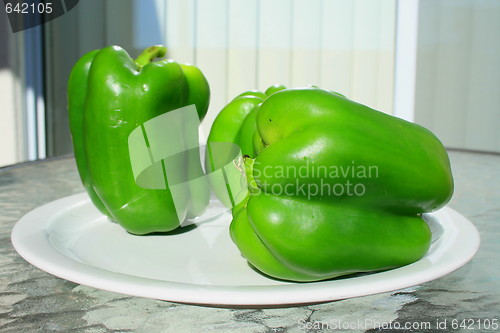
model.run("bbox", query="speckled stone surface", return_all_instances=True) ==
[0,151,498,332]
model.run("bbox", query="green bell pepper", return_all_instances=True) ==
[68,45,210,235]
[208,86,453,282]
[68,49,108,216]
[204,84,286,207]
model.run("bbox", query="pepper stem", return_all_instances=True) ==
[242,156,260,194]
[135,45,167,68]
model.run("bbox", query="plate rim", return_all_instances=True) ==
[11,192,481,306]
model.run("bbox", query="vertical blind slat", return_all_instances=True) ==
[165,0,196,63]
[376,0,396,114]
[414,1,439,132]
[351,0,382,111]
[320,0,356,98]
[195,0,229,133]
[105,0,134,52]
[290,0,322,87]
[227,0,259,99]
[257,0,293,90]
[77,0,105,55]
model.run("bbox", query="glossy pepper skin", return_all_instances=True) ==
[208,86,453,282]
[68,49,109,216]
[68,45,210,235]
[205,84,286,207]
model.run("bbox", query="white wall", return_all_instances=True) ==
[415,0,500,153]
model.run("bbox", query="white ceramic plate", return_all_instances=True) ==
[11,193,480,306]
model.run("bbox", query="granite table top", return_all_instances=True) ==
[0,150,498,333]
